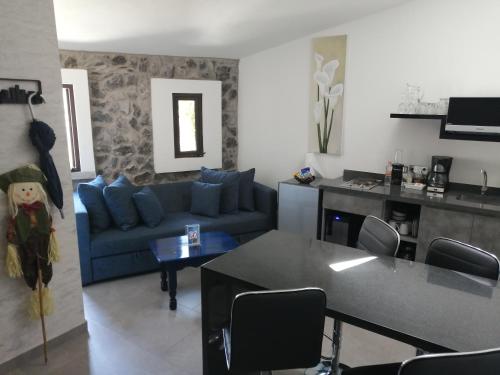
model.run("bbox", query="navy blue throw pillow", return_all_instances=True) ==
[133,187,165,228]
[190,181,222,218]
[200,167,240,214]
[103,175,140,231]
[239,168,255,211]
[77,175,111,233]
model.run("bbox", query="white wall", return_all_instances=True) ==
[0,0,85,364]
[238,0,500,189]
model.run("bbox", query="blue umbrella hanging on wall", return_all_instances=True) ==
[27,93,64,219]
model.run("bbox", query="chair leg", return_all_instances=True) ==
[304,319,345,375]
[330,319,343,375]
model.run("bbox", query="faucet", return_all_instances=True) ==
[481,169,488,195]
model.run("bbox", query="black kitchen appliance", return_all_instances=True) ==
[445,97,500,135]
[391,163,404,185]
[427,156,453,195]
[323,210,365,246]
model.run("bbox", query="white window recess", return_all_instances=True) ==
[61,68,96,180]
[151,78,222,173]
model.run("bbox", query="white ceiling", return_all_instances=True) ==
[54,0,412,59]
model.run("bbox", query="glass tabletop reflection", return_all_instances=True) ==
[150,231,239,263]
[203,230,500,353]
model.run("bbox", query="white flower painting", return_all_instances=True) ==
[310,35,346,154]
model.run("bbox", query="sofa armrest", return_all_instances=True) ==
[253,182,277,229]
[73,192,92,285]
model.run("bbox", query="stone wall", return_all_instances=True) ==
[60,50,239,185]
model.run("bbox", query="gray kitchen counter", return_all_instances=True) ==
[281,176,500,217]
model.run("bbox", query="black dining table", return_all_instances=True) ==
[200,230,500,375]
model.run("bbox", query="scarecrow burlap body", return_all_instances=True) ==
[7,201,54,288]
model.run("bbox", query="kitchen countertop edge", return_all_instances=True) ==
[280,177,500,217]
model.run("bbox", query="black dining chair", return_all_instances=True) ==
[222,288,326,374]
[318,216,402,374]
[426,237,500,280]
[357,215,400,257]
[342,347,500,375]
[413,238,500,357]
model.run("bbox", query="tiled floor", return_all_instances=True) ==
[7,268,414,374]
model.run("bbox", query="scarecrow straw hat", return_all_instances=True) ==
[0,164,47,193]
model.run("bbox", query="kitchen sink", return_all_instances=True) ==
[456,193,500,206]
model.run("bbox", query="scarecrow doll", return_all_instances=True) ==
[0,164,59,314]
[0,164,60,360]
[0,165,60,361]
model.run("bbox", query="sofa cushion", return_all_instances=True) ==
[190,181,222,218]
[239,168,255,211]
[90,211,271,258]
[199,211,270,235]
[149,181,193,213]
[77,175,111,233]
[133,187,165,228]
[103,175,139,231]
[200,167,240,214]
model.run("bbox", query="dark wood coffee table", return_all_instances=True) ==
[149,231,239,310]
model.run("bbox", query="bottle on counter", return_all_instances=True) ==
[384,161,392,186]
[403,165,413,185]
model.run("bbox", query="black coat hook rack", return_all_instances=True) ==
[0,78,43,105]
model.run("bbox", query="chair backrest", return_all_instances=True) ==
[227,288,326,372]
[399,347,500,375]
[425,237,500,281]
[357,215,400,257]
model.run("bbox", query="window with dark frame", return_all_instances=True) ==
[172,93,204,158]
[62,84,81,172]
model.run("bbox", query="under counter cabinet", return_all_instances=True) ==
[469,215,500,258]
[416,206,474,262]
[278,182,320,239]
[322,191,384,217]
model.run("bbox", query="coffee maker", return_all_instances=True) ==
[427,156,453,194]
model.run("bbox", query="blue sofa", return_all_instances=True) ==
[74,180,277,285]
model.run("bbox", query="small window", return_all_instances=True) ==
[172,93,204,158]
[62,84,81,172]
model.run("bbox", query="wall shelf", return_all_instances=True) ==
[390,113,500,142]
[390,113,446,121]
[390,113,447,136]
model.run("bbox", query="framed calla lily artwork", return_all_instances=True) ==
[310,35,347,154]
